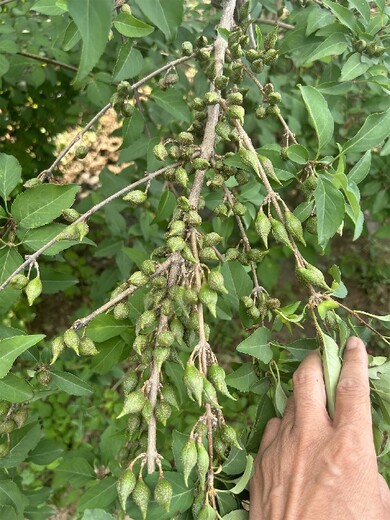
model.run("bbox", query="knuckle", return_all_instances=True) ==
[337,376,369,399]
[293,366,320,387]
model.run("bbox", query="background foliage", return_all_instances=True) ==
[0,0,389,519]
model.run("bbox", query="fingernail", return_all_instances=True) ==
[346,336,361,350]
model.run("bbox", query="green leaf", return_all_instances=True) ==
[229,455,254,494]
[55,457,95,487]
[81,510,115,520]
[27,439,64,465]
[304,33,348,63]
[152,189,176,224]
[320,331,341,419]
[299,86,334,154]
[31,0,68,16]
[0,248,23,314]
[314,177,345,247]
[220,261,253,312]
[151,89,191,123]
[90,337,125,375]
[113,13,154,38]
[340,53,370,81]
[286,144,310,164]
[87,79,113,107]
[306,7,334,36]
[342,108,390,154]
[0,40,18,54]
[348,150,371,184]
[40,268,78,295]
[281,338,318,361]
[77,477,117,512]
[62,21,81,51]
[246,394,275,451]
[0,480,27,517]
[0,153,21,200]
[0,423,41,469]
[236,327,273,364]
[87,315,130,342]
[348,0,370,22]
[222,446,247,476]
[0,54,10,76]
[322,0,358,32]
[222,511,249,520]
[134,0,184,40]
[51,371,93,396]
[0,374,33,403]
[226,364,259,392]
[11,184,80,229]
[113,42,143,82]
[0,335,45,379]
[68,0,112,82]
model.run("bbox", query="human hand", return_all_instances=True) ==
[249,336,390,520]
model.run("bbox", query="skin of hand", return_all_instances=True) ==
[249,336,390,520]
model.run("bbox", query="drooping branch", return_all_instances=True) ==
[257,17,294,31]
[0,163,178,293]
[17,51,79,73]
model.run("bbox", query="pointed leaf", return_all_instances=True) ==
[236,328,273,364]
[0,335,45,379]
[134,0,184,40]
[320,331,342,419]
[51,371,93,396]
[342,108,390,154]
[0,154,21,201]
[314,177,345,247]
[113,13,154,38]
[299,85,334,154]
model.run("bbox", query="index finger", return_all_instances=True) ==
[333,336,372,432]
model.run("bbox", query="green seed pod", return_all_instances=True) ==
[117,80,132,96]
[197,47,211,61]
[214,436,227,459]
[13,408,28,429]
[141,259,156,276]
[199,247,218,262]
[192,488,205,518]
[167,236,186,252]
[225,248,240,261]
[167,145,180,160]
[208,364,236,400]
[198,505,217,520]
[151,276,167,289]
[245,49,260,62]
[191,97,205,111]
[247,249,268,262]
[230,42,243,59]
[267,298,281,309]
[181,438,198,486]
[153,143,168,161]
[164,72,179,86]
[264,48,279,64]
[121,102,134,118]
[129,271,148,287]
[221,424,241,449]
[25,277,42,306]
[154,477,173,512]
[182,41,193,56]
[305,215,317,234]
[192,158,210,170]
[255,105,267,119]
[264,27,278,50]
[156,331,175,348]
[184,363,204,406]
[187,210,202,227]
[266,105,281,116]
[196,441,209,485]
[227,105,245,124]
[63,328,80,355]
[296,266,330,291]
[270,218,292,249]
[214,75,229,89]
[23,177,42,188]
[174,167,189,188]
[235,170,250,185]
[133,335,148,355]
[0,443,10,457]
[285,210,306,246]
[117,390,145,418]
[202,378,219,407]
[0,419,16,434]
[258,155,281,184]
[155,401,171,426]
[136,310,156,332]
[199,284,218,317]
[208,271,228,295]
[177,131,194,146]
[248,306,261,320]
[203,91,220,106]
[167,220,186,238]
[255,211,271,248]
[232,201,247,216]
[37,370,52,386]
[213,203,229,217]
[122,372,139,394]
[268,91,282,105]
[117,468,136,511]
[120,4,132,14]
[127,414,141,435]
[302,176,318,196]
[154,347,171,370]
[122,190,147,206]
[354,39,367,53]
[75,145,88,159]
[161,383,179,409]
[241,295,254,309]
[114,302,129,320]
[75,222,89,241]
[0,401,10,418]
[133,478,151,520]
[79,337,99,356]
[227,92,243,106]
[203,232,222,247]
[251,58,264,73]
[142,399,153,424]
[215,121,231,141]
[231,62,244,83]
[208,173,225,190]
[62,208,80,223]
[10,274,29,290]
[56,224,79,241]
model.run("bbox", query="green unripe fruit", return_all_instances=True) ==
[56,224,79,241]
[154,347,171,370]
[296,265,331,291]
[181,438,198,486]
[114,302,129,320]
[167,145,180,160]
[136,310,156,332]
[203,232,222,247]
[268,91,282,105]
[225,248,240,261]
[161,383,179,409]
[120,4,132,14]
[302,176,318,195]
[79,337,99,356]
[227,105,245,124]
[196,442,209,485]
[156,331,175,348]
[208,364,235,400]
[167,236,186,252]
[62,208,80,223]
[177,196,191,212]
[133,478,151,520]
[213,203,229,217]
[0,401,10,418]
[133,335,148,355]
[215,121,231,141]
[141,399,153,424]
[122,190,147,206]
[117,80,132,96]
[241,295,254,309]
[214,436,227,459]
[0,443,10,457]
[270,218,292,249]
[25,277,42,306]
[117,390,145,418]
[187,210,202,227]
[267,298,281,309]
[258,155,281,184]
[266,104,281,116]
[191,97,205,111]
[121,102,134,118]
[13,408,28,428]
[167,220,186,238]
[202,378,219,407]
[155,401,171,426]
[0,419,15,434]
[75,221,89,241]
[199,247,218,262]
[255,211,271,248]
[175,167,189,188]
[164,72,179,86]
[177,131,194,146]
[141,259,156,276]
[151,276,167,289]
[264,48,279,64]
[129,271,148,287]
[117,468,136,511]
[227,92,243,106]
[199,284,218,317]
[153,143,168,161]
[264,27,278,50]
[214,75,229,89]
[235,170,250,185]
[324,310,338,330]
[127,414,141,435]
[182,41,193,56]
[208,173,225,189]
[245,49,260,62]
[154,477,173,512]
[248,306,261,320]
[231,62,244,83]
[184,363,203,406]
[208,271,228,294]
[232,201,247,216]
[305,215,318,234]
[122,372,139,394]
[230,42,243,59]
[285,210,306,245]
[23,178,41,188]
[247,249,268,262]
[63,328,80,355]
[192,158,210,170]
[75,145,88,159]
[251,58,264,73]
[354,39,367,52]
[10,274,29,290]
[37,370,52,386]
[221,424,241,449]
[255,105,267,119]
[198,505,217,520]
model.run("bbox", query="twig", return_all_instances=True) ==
[39,54,193,180]
[257,17,294,30]
[17,51,79,73]
[72,259,172,331]
[0,0,16,6]
[0,163,178,293]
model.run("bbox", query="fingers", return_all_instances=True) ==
[258,417,281,456]
[292,349,328,428]
[378,474,390,512]
[334,336,371,430]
